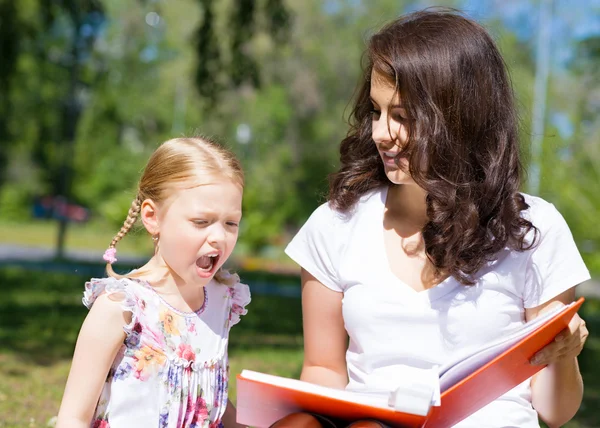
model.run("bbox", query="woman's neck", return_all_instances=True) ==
[385,184,429,230]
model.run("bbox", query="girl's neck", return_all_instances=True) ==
[135,257,207,312]
[386,184,429,229]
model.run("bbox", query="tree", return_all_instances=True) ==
[0,0,25,193]
[193,0,290,103]
[0,0,294,256]
[542,34,600,275]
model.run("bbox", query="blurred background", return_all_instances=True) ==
[0,0,598,426]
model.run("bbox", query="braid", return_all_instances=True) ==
[109,197,142,249]
[105,197,142,278]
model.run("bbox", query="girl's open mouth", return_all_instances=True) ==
[195,253,220,278]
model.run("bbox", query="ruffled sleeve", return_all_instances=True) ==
[228,281,251,327]
[82,276,138,335]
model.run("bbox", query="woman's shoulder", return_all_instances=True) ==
[520,193,569,233]
[310,186,386,225]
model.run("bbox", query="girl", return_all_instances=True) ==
[57,137,251,428]
[279,9,590,428]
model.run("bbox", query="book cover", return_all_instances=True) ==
[236,297,584,428]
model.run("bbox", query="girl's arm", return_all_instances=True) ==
[300,268,348,389]
[526,287,588,428]
[56,293,129,428]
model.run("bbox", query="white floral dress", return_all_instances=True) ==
[82,273,250,428]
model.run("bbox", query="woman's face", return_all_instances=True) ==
[370,70,413,185]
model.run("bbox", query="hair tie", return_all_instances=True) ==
[103,247,117,264]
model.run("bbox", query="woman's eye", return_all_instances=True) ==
[370,109,381,119]
[391,110,408,122]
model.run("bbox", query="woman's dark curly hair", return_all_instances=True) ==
[329,9,538,285]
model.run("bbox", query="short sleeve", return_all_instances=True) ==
[83,276,139,335]
[523,203,591,308]
[284,202,345,292]
[228,281,251,327]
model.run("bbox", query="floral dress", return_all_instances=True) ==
[82,272,251,428]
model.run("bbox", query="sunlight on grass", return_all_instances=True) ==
[0,220,153,256]
[1,267,599,427]
[0,348,304,428]
[0,353,70,427]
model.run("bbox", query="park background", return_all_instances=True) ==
[0,0,598,427]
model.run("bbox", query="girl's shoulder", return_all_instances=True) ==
[83,276,162,339]
[82,275,151,311]
[212,271,251,327]
[84,276,130,308]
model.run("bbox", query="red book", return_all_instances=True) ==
[236,298,584,428]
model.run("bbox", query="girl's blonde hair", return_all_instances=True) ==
[105,136,244,281]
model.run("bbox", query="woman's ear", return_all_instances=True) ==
[140,199,160,235]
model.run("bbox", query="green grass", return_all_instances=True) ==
[0,220,153,256]
[0,267,303,427]
[0,220,300,273]
[0,267,599,427]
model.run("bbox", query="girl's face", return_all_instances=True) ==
[151,178,243,287]
[370,70,413,185]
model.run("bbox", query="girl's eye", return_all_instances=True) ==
[226,222,239,228]
[370,109,381,119]
[192,220,208,227]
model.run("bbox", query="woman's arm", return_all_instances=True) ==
[300,269,349,389]
[56,293,129,428]
[222,399,247,428]
[526,287,588,428]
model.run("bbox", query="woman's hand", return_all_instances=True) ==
[530,301,589,366]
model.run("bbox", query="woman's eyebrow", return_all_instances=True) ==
[369,96,404,108]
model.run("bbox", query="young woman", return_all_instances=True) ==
[281,9,590,428]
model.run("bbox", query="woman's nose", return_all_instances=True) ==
[372,116,394,144]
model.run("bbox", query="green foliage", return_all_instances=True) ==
[0,0,598,274]
[0,183,33,221]
[72,145,145,223]
[534,34,600,275]
[194,0,290,102]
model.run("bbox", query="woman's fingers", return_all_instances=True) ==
[531,316,588,365]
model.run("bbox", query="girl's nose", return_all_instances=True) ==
[207,225,226,247]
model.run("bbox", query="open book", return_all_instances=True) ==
[236,298,584,428]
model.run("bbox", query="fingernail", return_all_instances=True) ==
[531,354,542,365]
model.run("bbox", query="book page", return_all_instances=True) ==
[438,302,570,391]
[240,368,439,416]
[240,370,392,409]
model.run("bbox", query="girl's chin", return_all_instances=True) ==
[195,265,216,280]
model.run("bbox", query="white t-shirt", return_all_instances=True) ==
[284,186,590,428]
